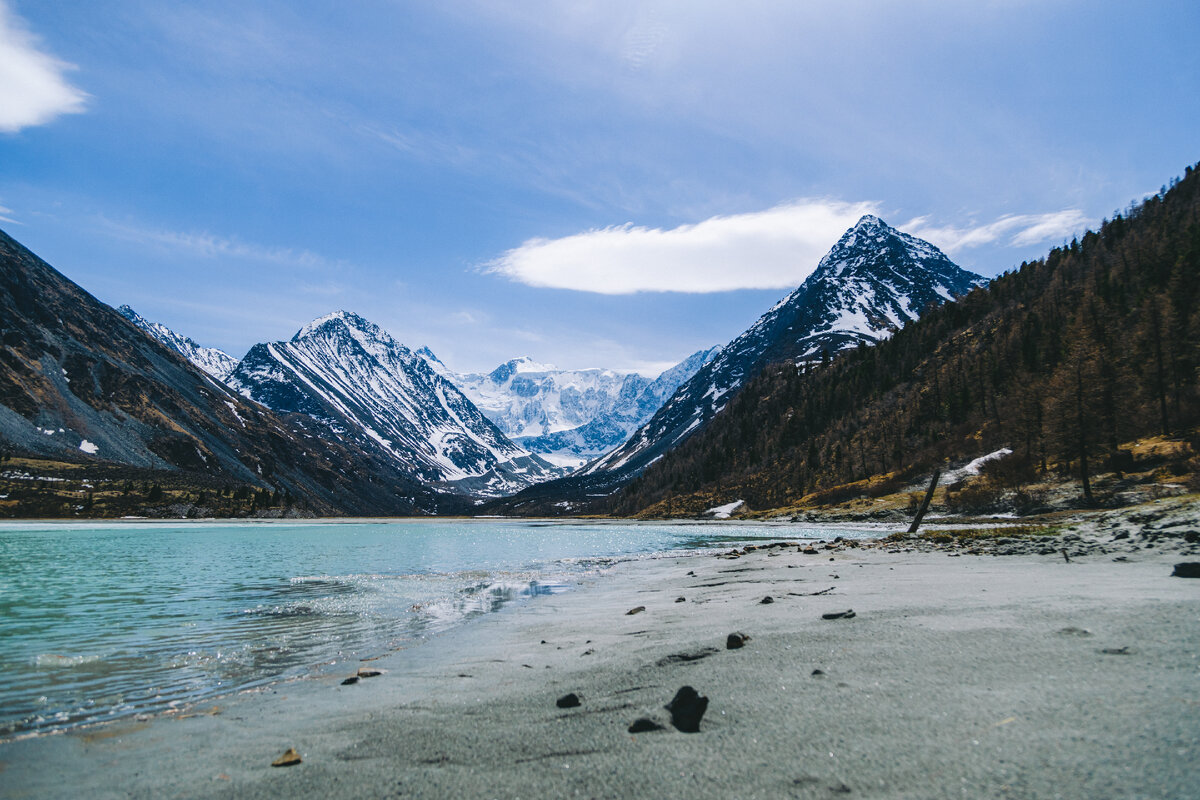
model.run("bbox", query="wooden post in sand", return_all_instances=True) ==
[907,468,941,534]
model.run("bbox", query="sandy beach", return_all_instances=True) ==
[2,512,1198,799]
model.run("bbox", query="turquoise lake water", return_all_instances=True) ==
[0,519,872,737]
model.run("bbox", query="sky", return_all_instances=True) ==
[1,1,1197,375]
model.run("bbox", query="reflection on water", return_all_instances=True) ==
[0,519,874,737]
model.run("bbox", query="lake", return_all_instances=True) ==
[0,518,874,736]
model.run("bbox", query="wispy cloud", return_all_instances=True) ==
[101,218,336,270]
[0,202,19,225]
[0,1,87,132]
[904,209,1091,255]
[485,199,879,294]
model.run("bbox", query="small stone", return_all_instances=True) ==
[626,606,646,615]
[675,596,686,603]
[1057,626,1092,637]
[1100,646,1132,655]
[1171,562,1200,578]
[664,686,709,733]
[556,692,581,708]
[271,747,302,767]
[356,667,383,678]
[822,610,856,620]
[760,596,774,604]
[628,717,665,733]
[726,632,751,649]
[803,548,819,555]
[340,676,359,685]
[811,669,825,676]
[686,570,696,576]
[582,648,595,656]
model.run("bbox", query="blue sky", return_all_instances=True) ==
[2,1,1197,374]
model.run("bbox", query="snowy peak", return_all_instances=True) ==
[582,218,983,480]
[117,305,239,381]
[227,311,563,495]
[487,356,556,384]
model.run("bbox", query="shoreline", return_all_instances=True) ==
[2,503,1198,799]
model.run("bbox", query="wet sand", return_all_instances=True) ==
[2,528,1198,799]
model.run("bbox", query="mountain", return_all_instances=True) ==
[117,305,239,380]
[488,216,983,514]
[226,311,563,496]
[511,347,721,465]
[444,357,649,441]
[0,229,456,516]
[611,164,1200,516]
[581,215,983,481]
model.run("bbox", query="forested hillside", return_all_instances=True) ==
[612,163,1200,516]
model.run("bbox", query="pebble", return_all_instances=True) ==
[626,606,646,615]
[271,747,302,767]
[726,632,751,649]
[1171,562,1200,578]
[822,610,856,620]
[556,693,581,708]
[760,596,774,604]
[665,686,709,733]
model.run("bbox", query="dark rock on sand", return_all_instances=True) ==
[665,686,709,733]
[272,747,302,767]
[726,632,751,649]
[556,693,581,708]
[356,667,383,678]
[1171,562,1200,578]
[675,596,686,603]
[340,676,359,685]
[628,718,665,733]
[760,596,774,604]
[822,610,856,620]
[811,669,825,676]
[1100,646,1133,655]
[626,606,646,615]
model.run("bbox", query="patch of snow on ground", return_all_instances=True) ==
[941,448,1013,485]
[707,500,744,519]
[79,440,99,455]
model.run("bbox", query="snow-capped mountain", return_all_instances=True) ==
[424,348,719,467]
[512,347,720,465]
[118,305,239,380]
[445,358,648,440]
[226,311,563,496]
[582,215,984,481]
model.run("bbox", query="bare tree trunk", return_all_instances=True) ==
[908,469,941,534]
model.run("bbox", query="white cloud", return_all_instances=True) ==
[485,199,879,294]
[0,1,87,133]
[905,209,1091,255]
[0,202,19,225]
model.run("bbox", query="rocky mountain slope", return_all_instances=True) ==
[0,230,456,516]
[118,305,239,380]
[582,216,983,480]
[491,216,983,514]
[227,311,562,496]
